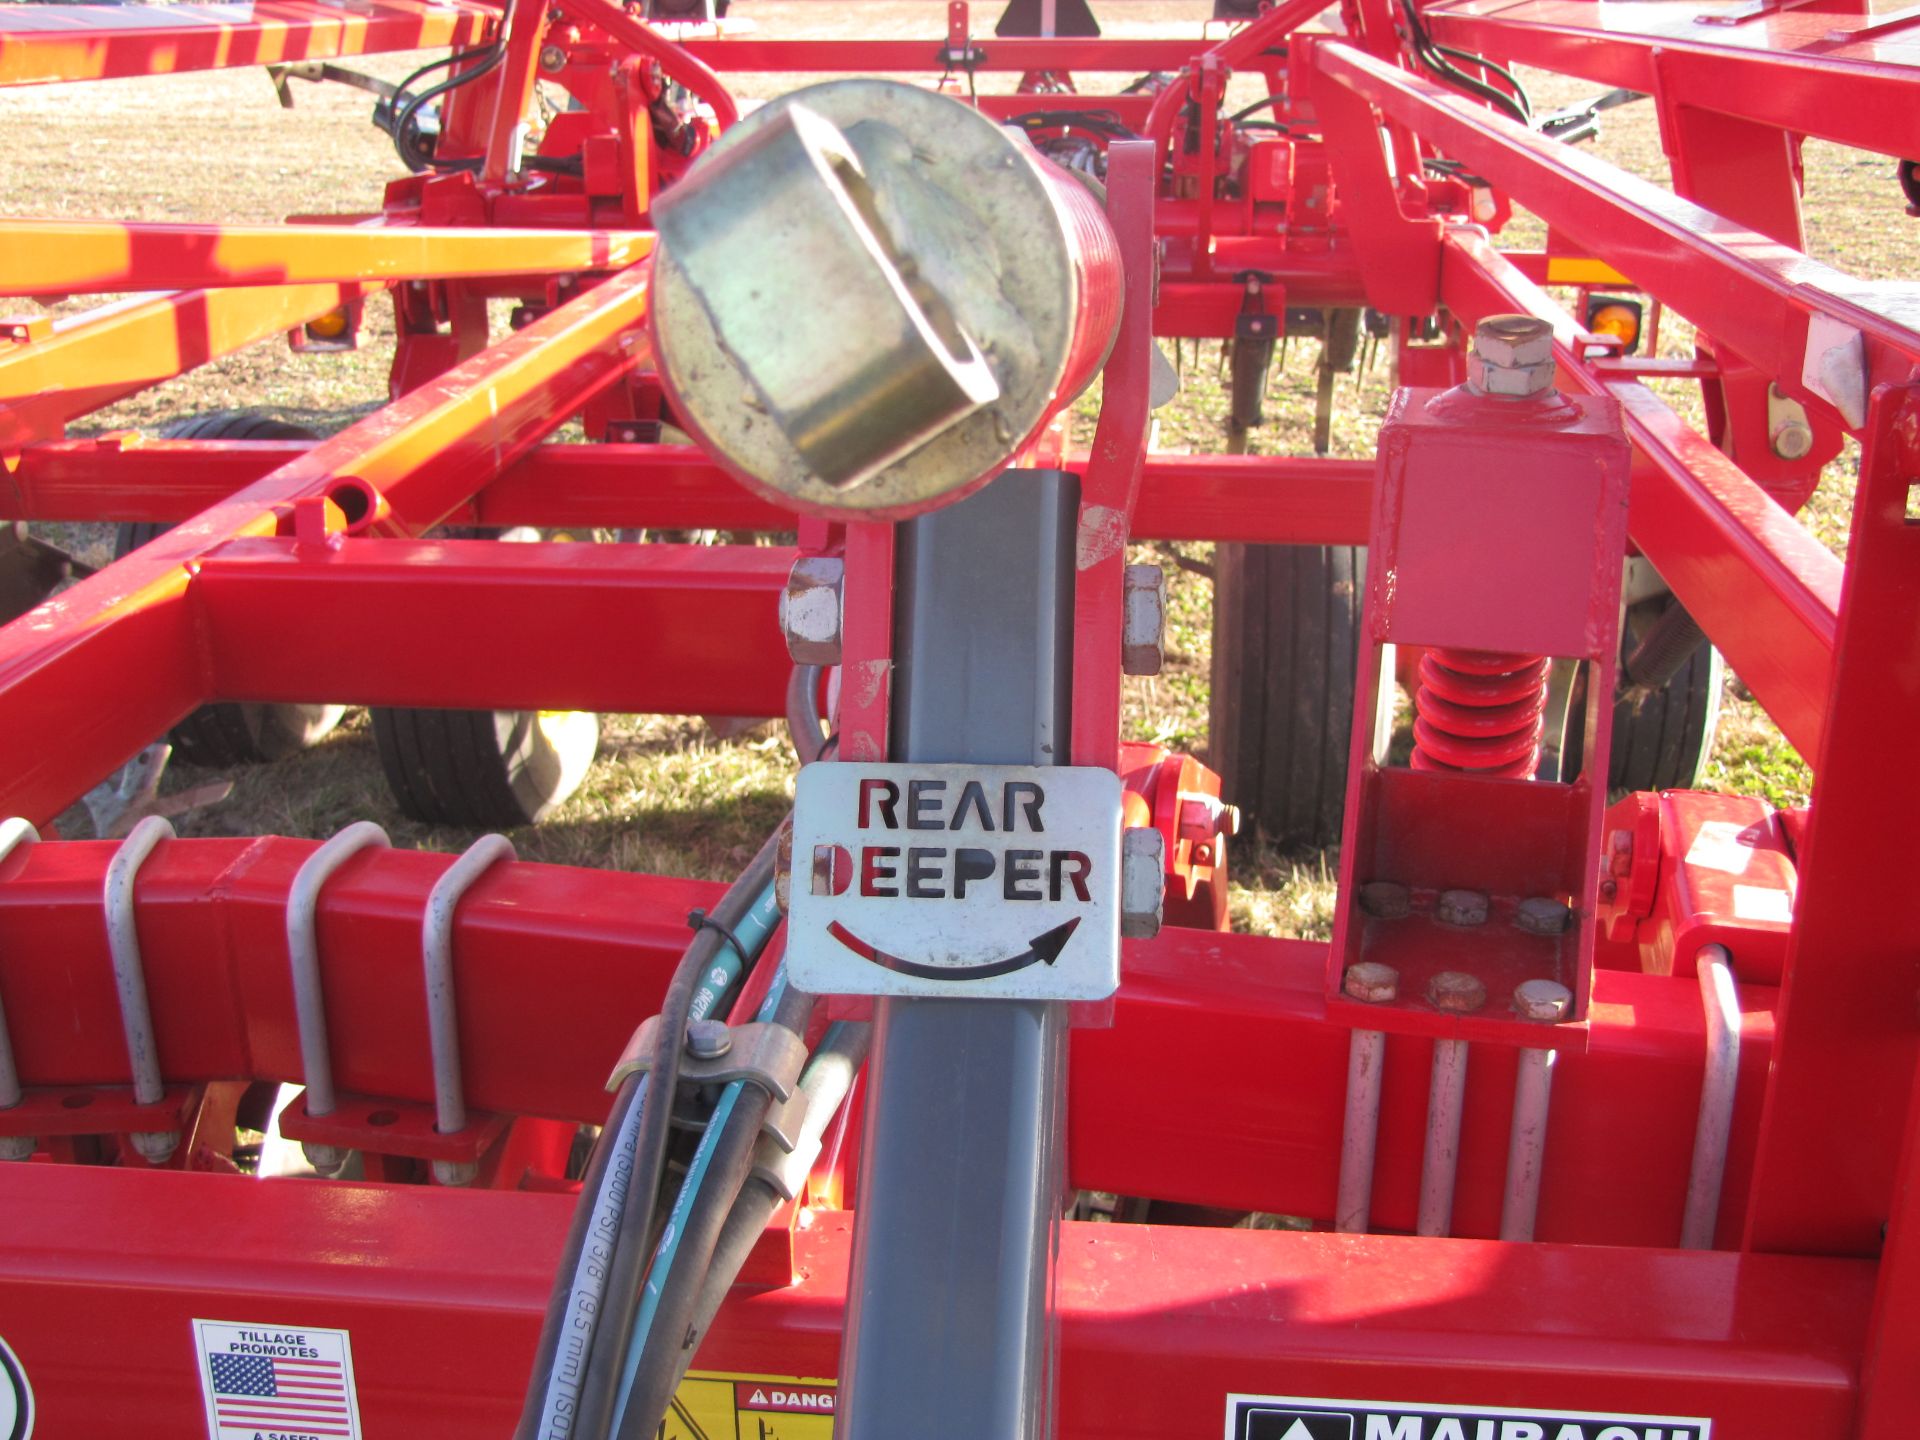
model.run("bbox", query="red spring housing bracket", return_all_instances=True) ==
[1325,379,1631,1046]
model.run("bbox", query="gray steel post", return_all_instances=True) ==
[836,469,1078,1440]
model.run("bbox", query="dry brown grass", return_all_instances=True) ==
[3,3,1912,929]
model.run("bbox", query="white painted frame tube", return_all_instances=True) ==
[1336,1028,1386,1233]
[1681,944,1742,1250]
[1500,1046,1557,1241]
[1418,1037,1470,1237]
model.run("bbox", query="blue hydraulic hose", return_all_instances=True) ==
[606,929,789,1434]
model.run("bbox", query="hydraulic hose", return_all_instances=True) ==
[786,665,829,765]
[609,981,816,1440]
[532,833,783,1440]
[514,1074,645,1440]
[677,1022,871,1370]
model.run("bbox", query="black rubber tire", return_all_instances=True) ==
[370,706,598,827]
[1563,597,1723,794]
[370,526,599,827]
[113,414,345,767]
[1208,544,1365,849]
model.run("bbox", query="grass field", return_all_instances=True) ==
[4,1,1913,934]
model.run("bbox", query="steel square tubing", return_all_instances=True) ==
[0,264,650,824]
[0,1162,1874,1436]
[1313,41,1920,416]
[0,221,651,295]
[0,0,496,87]
[0,833,1781,1245]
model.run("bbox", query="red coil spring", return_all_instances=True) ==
[1410,650,1552,779]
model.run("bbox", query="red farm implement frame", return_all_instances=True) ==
[0,0,1918,1437]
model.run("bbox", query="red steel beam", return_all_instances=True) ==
[0,0,496,87]
[1437,226,1841,762]
[190,536,793,715]
[0,221,649,296]
[0,833,1778,1245]
[677,36,1206,72]
[0,282,372,450]
[1,442,1378,545]
[0,1164,1875,1437]
[1421,0,1920,159]
[0,265,651,825]
[1313,39,1920,427]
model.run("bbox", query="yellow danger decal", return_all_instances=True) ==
[662,1370,835,1439]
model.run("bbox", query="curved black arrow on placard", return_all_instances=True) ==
[827,918,1080,982]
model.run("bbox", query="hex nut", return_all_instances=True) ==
[1358,881,1411,920]
[1515,896,1572,936]
[1436,889,1489,927]
[130,1128,181,1165]
[1467,314,1557,398]
[1120,827,1166,940]
[0,1135,33,1162]
[301,1141,349,1176]
[1770,415,1814,460]
[539,43,567,73]
[1343,961,1400,1003]
[1514,978,1574,1022]
[433,1158,479,1187]
[1121,563,1166,677]
[780,555,845,665]
[686,1018,733,1060]
[1428,970,1488,1013]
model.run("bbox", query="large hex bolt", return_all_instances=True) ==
[1121,563,1166,677]
[781,555,845,665]
[1467,314,1557,398]
[1120,827,1166,939]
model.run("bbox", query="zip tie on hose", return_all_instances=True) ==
[686,908,750,968]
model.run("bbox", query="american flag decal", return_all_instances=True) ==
[194,1320,361,1440]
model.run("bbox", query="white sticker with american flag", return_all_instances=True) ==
[191,1320,361,1440]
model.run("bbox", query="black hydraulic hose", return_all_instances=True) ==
[571,832,784,1440]
[679,1023,871,1359]
[611,985,819,1440]
[1435,44,1529,112]
[1396,0,1530,126]
[511,1074,643,1440]
[786,665,829,765]
[390,42,505,172]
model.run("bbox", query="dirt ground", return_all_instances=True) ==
[2,1,1913,930]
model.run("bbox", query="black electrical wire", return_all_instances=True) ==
[610,983,818,1440]
[511,1074,644,1440]
[388,41,505,172]
[570,831,784,1440]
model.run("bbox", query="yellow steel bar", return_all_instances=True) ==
[0,221,653,297]
[0,282,368,450]
[0,0,496,88]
